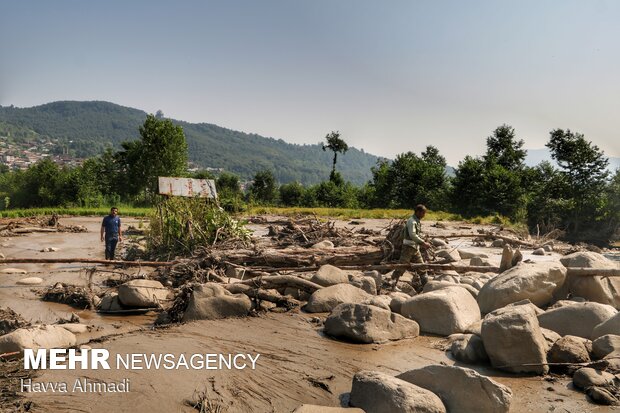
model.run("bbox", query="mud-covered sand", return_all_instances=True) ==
[0,217,617,412]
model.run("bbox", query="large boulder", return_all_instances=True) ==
[573,367,616,389]
[0,325,77,353]
[547,335,591,364]
[349,370,446,413]
[422,281,479,299]
[435,248,461,263]
[310,264,349,287]
[182,283,252,321]
[481,305,548,374]
[324,303,419,344]
[592,312,620,339]
[448,334,489,364]
[97,292,124,312]
[401,286,480,336]
[397,365,512,413]
[348,275,377,295]
[538,302,617,339]
[592,335,620,359]
[559,252,620,308]
[118,279,169,308]
[305,284,371,313]
[477,262,567,314]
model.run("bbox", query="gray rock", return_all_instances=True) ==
[182,283,252,321]
[464,320,483,335]
[547,335,591,364]
[491,239,505,248]
[431,238,448,247]
[324,303,419,344]
[592,335,620,359]
[458,249,489,259]
[435,248,461,263]
[363,270,383,293]
[541,328,562,351]
[559,252,620,308]
[477,262,567,314]
[543,244,554,253]
[16,277,43,285]
[593,312,620,339]
[98,293,123,312]
[118,279,169,308]
[389,292,410,314]
[311,264,349,287]
[470,257,493,267]
[449,333,489,364]
[481,305,548,374]
[349,275,377,295]
[311,240,335,249]
[305,284,372,313]
[350,370,446,413]
[401,286,481,336]
[397,365,512,413]
[0,325,77,353]
[586,386,619,406]
[423,281,479,299]
[573,367,616,389]
[362,295,392,311]
[538,302,617,339]
[532,248,546,256]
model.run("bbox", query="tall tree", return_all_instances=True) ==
[546,129,609,233]
[249,169,277,204]
[322,131,348,182]
[484,124,526,171]
[118,114,188,199]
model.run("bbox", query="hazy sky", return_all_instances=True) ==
[2,1,619,165]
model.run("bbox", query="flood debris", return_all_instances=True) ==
[41,282,95,309]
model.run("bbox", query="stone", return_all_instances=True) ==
[559,252,620,308]
[592,312,620,339]
[504,299,544,316]
[182,283,252,321]
[349,370,446,413]
[481,305,548,374]
[310,265,349,287]
[401,286,481,336]
[532,248,545,256]
[464,320,483,335]
[361,295,392,311]
[397,365,512,413]
[118,279,169,308]
[538,302,617,339]
[449,333,489,364]
[470,257,492,267]
[547,335,591,364]
[0,325,77,353]
[541,328,562,351]
[98,293,123,312]
[0,268,27,274]
[458,250,488,259]
[572,367,616,389]
[59,324,90,334]
[491,239,505,248]
[293,405,364,413]
[363,270,383,293]
[592,335,620,359]
[324,303,419,344]
[305,284,372,313]
[543,244,554,252]
[431,238,448,247]
[477,262,567,314]
[311,240,335,249]
[499,245,513,273]
[586,387,619,406]
[16,277,43,285]
[389,293,409,315]
[423,281,478,299]
[348,275,377,295]
[435,248,461,263]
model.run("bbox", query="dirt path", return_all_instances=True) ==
[0,216,616,412]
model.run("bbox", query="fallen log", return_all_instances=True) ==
[237,274,324,293]
[248,263,501,274]
[11,227,58,234]
[0,258,174,267]
[441,233,538,247]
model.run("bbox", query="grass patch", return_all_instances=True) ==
[0,206,152,218]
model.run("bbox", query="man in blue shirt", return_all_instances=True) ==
[101,207,122,260]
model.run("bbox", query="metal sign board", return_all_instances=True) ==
[158,177,217,198]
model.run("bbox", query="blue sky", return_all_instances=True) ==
[1,1,619,164]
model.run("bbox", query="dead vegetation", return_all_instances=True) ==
[41,282,95,310]
[0,307,30,336]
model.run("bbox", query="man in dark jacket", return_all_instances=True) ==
[101,207,122,260]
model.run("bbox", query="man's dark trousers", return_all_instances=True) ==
[105,236,118,260]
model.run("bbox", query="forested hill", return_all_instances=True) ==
[0,101,380,185]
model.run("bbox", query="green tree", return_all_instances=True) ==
[249,170,277,204]
[279,181,304,206]
[484,124,526,171]
[451,156,488,216]
[117,114,188,200]
[546,129,609,233]
[322,131,348,182]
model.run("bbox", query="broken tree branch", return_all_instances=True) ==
[0,258,174,267]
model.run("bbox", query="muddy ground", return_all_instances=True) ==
[0,216,618,412]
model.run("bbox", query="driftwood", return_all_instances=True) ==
[252,263,502,274]
[236,274,324,293]
[0,258,174,267]
[442,233,543,248]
